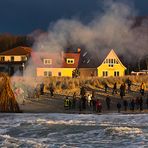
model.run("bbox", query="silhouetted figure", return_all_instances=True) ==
[135,97,140,109]
[96,99,102,113]
[126,78,132,93]
[72,92,77,109]
[120,84,125,99]
[117,102,121,113]
[49,85,54,97]
[139,97,143,111]
[80,86,86,97]
[92,98,96,112]
[82,95,86,110]
[146,95,148,109]
[112,83,117,94]
[106,95,111,110]
[40,82,44,95]
[123,100,128,111]
[130,99,135,111]
[104,83,108,93]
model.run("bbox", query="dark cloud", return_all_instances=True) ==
[0,0,148,34]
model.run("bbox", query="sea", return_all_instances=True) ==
[0,113,147,148]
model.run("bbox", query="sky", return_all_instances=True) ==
[0,0,148,35]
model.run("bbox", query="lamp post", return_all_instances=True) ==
[22,63,25,76]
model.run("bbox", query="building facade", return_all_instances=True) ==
[97,49,127,77]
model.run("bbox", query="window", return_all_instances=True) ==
[44,71,52,76]
[103,71,108,77]
[0,57,5,61]
[43,59,52,65]
[66,58,74,64]
[114,71,119,76]
[21,56,27,61]
[11,56,14,61]
[58,72,61,76]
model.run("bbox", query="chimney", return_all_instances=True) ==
[77,48,81,53]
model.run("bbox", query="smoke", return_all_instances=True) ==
[26,0,148,75]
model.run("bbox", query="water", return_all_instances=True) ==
[0,113,147,148]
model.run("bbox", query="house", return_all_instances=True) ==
[97,49,127,77]
[31,50,80,77]
[0,46,32,75]
[78,49,98,77]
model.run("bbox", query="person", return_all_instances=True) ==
[80,86,86,97]
[117,102,121,113]
[112,83,117,94]
[104,83,108,93]
[135,97,140,109]
[64,96,70,110]
[130,99,135,111]
[146,95,148,109]
[140,82,146,96]
[106,95,111,110]
[40,82,44,95]
[139,96,143,111]
[96,99,102,112]
[72,92,77,109]
[49,85,54,97]
[87,94,92,107]
[123,99,128,111]
[126,78,132,93]
[120,83,125,99]
[82,95,86,110]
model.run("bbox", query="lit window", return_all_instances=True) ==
[43,59,52,65]
[1,57,5,61]
[114,71,119,76]
[66,58,74,64]
[11,56,14,61]
[103,71,108,77]
[21,56,27,61]
[44,71,52,76]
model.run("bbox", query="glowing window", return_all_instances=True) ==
[44,59,52,65]
[66,58,74,64]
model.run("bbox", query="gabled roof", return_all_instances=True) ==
[98,49,126,69]
[31,51,80,68]
[0,46,32,56]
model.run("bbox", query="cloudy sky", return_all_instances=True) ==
[0,0,148,35]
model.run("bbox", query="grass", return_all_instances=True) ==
[10,75,148,96]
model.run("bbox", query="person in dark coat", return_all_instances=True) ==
[112,83,117,94]
[146,95,148,109]
[40,82,44,95]
[120,83,126,99]
[126,78,132,93]
[117,102,121,113]
[123,99,128,111]
[135,97,140,109]
[104,83,108,93]
[96,99,102,113]
[49,85,54,97]
[106,95,111,110]
[130,99,135,111]
[139,97,143,111]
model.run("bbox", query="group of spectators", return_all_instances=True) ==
[64,78,148,113]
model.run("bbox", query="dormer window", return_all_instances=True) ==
[44,59,52,65]
[66,58,74,64]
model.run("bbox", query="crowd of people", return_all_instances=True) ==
[64,79,148,113]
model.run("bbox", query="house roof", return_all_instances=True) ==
[0,46,32,56]
[98,49,127,69]
[78,49,100,68]
[31,51,80,68]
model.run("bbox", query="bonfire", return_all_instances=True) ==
[0,73,20,112]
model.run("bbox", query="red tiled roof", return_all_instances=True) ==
[0,46,32,55]
[31,51,80,68]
